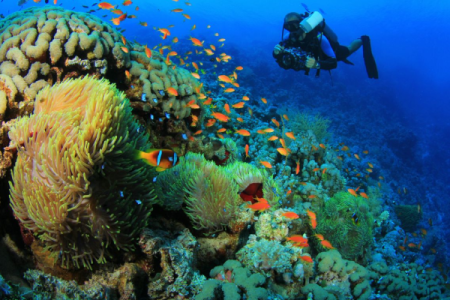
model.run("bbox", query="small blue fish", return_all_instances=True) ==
[101,164,105,170]
[173,152,178,166]
[135,200,142,205]
[182,133,187,140]
[150,114,154,120]
[156,150,162,166]
[153,98,158,103]
[141,93,147,101]
[165,112,170,119]
[153,176,157,182]
[131,85,135,89]
[159,118,163,122]
[223,208,226,212]
[159,90,164,96]
[137,127,140,133]
[120,191,124,197]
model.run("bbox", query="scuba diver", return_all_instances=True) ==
[273,11,378,79]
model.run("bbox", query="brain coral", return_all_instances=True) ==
[0,6,203,124]
[8,76,159,269]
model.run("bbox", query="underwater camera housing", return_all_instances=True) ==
[277,47,310,71]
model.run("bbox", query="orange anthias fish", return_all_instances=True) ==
[247,197,271,212]
[277,148,288,156]
[245,144,249,158]
[218,75,233,83]
[286,235,309,248]
[315,234,324,241]
[236,129,251,136]
[171,8,183,12]
[123,0,132,5]
[205,119,216,127]
[99,2,115,9]
[211,112,230,122]
[111,18,121,25]
[224,88,235,93]
[136,149,179,172]
[167,87,178,97]
[306,209,317,229]
[190,37,203,47]
[348,188,358,197]
[285,132,296,140]
[224,103,231,114]
[261,98,267,104]
[282,212,299,219]
[145,45,152,58]
[232,102,245,109]
[272,118,280,128]
[299,255,313,263]
[111,9,123,15]
[321,240,334,249]
[360,192,369,199]
[259,161,272,169]
[296,160,300,174]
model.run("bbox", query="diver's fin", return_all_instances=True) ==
[342,58,354,65]
[361,35,378,79]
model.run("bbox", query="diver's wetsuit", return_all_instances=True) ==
[277,31,352,71]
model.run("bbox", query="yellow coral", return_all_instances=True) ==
[9,76,158,269]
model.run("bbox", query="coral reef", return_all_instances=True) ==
[315,191,375,262]
[195,259,268,300]
[157,152,279,233]
[0,6,204,164]
[287,112,332,143]
[236,235,314,299]
[138,224,199,299]
[8,76,159,269]
[307,250,372,300]
[394,204,422,232]
[24,269,114,299]
[372,262,446,299]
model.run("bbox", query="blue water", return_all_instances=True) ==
[2,0,450,296]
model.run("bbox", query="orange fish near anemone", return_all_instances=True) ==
[286,235,309,248]
[136,149,179,172]
[247,197,271,212]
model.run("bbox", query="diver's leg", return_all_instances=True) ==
[347,39,363,54]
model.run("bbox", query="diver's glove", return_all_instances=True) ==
[305,56,320,69]
[273,44,285,56]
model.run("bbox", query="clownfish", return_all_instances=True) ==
[136,149,179,172]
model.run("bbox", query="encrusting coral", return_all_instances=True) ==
[304,250,372,300]
[0,6,203,129]
[8,76,159,269]
[195,260,268,300]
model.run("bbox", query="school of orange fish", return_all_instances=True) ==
[27,0,436,266]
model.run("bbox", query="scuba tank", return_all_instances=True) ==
[299,11,323,34]
[300,11,339,45]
